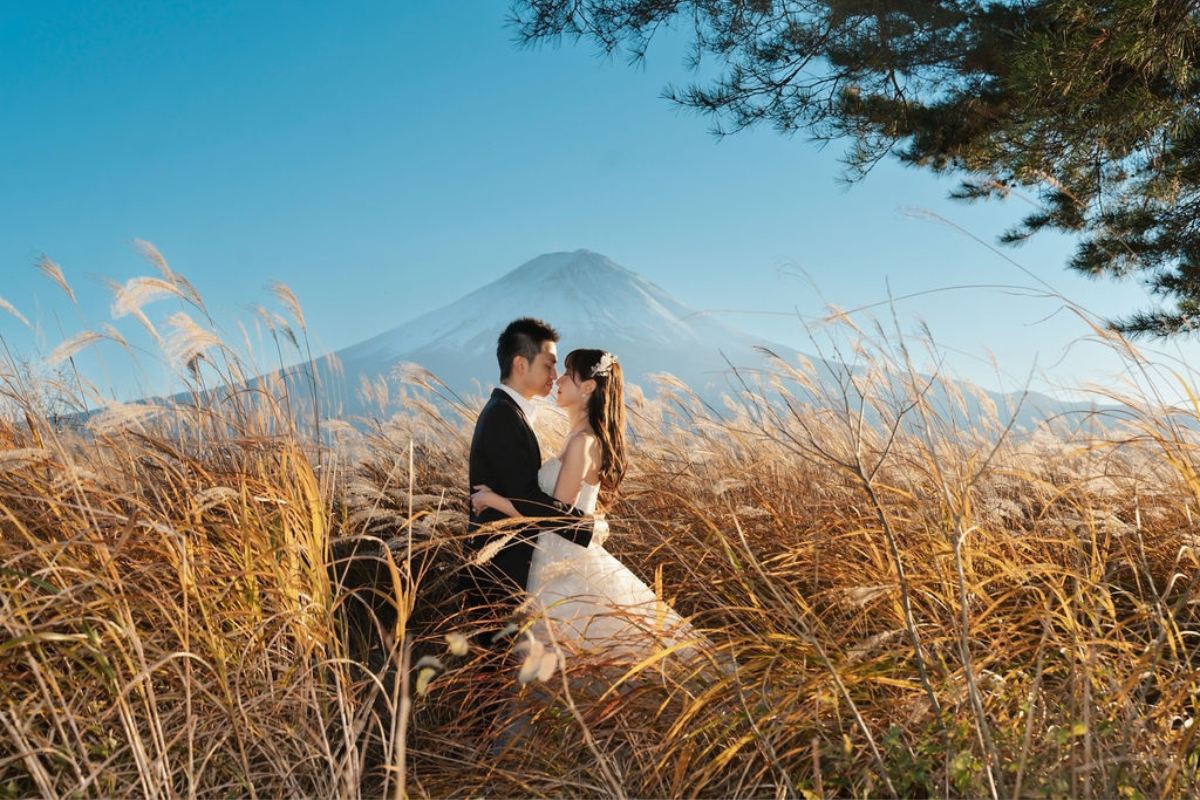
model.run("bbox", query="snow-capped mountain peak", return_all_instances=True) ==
[506,249,635,284]
[330,249,781,405]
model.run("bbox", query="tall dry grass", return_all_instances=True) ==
[2,252,1200,798]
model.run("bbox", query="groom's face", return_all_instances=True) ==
[516,340,558,399]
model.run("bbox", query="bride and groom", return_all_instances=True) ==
[462,317,694,662]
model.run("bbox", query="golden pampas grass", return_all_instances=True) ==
[86,400,167,434]
[35,254,75,304]
[0,295,30,328]
[111,276,186,319]
[46,330,106,365]
[251,305,300,349]
[0,447,52,471]
[269,281,306,331]
[97,275,165,348]
[130,239,205,309]
[273,311,299,348]
[164,311,223,369]
[190,486,241,515]
[132,238,172,280]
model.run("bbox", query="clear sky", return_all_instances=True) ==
[3,1,1196,406]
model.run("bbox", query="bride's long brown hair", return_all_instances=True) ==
[564,349,627,494]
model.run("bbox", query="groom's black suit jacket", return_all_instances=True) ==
[463,388,593,607]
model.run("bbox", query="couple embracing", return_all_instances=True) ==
[461,317,692,660]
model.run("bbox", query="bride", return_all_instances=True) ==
[471,349,700,663]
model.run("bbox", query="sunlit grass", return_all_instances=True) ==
[2,250,1199,798]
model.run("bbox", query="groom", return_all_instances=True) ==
[462,317,593,615]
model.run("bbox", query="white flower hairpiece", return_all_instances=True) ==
[590,351,618,378]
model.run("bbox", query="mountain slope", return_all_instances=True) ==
[331,249,791,406]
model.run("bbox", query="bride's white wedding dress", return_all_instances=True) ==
[525,457,701,662]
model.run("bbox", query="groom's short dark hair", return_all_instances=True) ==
[497,317,558,380]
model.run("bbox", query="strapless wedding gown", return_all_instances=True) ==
[525,458,700,662]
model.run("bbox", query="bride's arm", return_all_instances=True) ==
[471,484,519,518]
[470,433,598,520]
[553,434,599,507]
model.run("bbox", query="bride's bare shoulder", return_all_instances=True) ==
[562,430,601,462]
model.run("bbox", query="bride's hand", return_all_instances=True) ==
[592,515,610,547]
[471,484,494,515]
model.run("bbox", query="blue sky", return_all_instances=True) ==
[3,1,1196,405]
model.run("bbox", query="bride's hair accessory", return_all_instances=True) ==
[590,351,618,378]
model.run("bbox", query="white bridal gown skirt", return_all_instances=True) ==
[526,459,700,662]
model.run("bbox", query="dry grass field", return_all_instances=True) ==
[3,258,1200,798]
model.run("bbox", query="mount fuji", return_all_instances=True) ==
[299,249,1099,430]
[326,249,798,413]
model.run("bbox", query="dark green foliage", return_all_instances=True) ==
[511,0,1200,335]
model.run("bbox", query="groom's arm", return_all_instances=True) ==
[482,404,576,515]
[478,405,592,547]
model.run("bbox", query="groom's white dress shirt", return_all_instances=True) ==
[497,384,539,424]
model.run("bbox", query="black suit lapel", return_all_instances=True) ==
[494,387,531,428]
[493,388,539,456]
